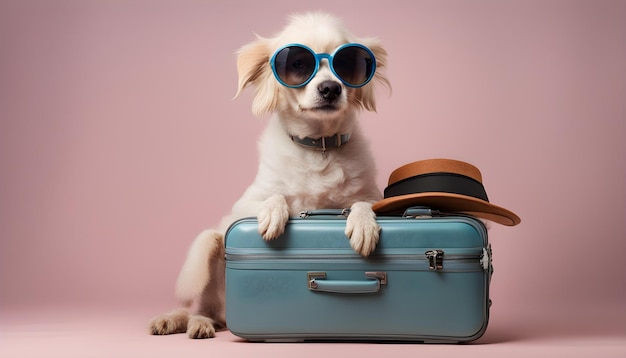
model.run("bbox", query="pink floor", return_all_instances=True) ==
[2,304,624,358]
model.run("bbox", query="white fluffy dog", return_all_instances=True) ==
[149,12,390,339]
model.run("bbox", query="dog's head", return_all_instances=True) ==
[234,12,389,130]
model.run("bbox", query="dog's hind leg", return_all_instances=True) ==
[186,236,226,339]
[149,229,224,337]
[185,281,226,338]
[175,229,224,305]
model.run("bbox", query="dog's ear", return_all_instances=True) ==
[234,36,279,116]
[353,39,391,112]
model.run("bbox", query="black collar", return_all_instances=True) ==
[290,133,351,154]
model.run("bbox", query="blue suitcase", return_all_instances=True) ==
[224,208,492,343]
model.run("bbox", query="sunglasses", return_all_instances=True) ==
[270,43,377,88]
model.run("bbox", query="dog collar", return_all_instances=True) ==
[290,133,351,154]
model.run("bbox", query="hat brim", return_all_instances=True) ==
[372,192,521,226]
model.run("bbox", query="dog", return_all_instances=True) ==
[149,12,390,339]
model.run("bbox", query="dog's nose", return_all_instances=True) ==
[318,81,342,100]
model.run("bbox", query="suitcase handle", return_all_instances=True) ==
[307,272,387,294]
[299,209,350,218]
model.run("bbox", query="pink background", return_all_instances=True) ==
[1,0,624,356]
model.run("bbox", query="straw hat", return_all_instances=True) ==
[372,159,521,226]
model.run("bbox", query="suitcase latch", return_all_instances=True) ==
[425,250,444,270]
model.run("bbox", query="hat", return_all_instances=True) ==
[372,159,521,226]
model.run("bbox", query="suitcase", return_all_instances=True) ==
[224,207,492,343]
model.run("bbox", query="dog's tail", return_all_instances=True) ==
[175,229,224,307]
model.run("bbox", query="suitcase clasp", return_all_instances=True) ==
[425,250,444,270]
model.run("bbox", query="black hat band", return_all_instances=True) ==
[383,172,490,202]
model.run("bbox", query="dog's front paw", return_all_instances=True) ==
[345,202,380,257]
[187,315,216,339]
[257,194,290,240]
[148,308,189,335]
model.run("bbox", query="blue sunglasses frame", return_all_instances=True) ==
[269,43,377,88]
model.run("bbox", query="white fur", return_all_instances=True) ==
[149,12,390,338]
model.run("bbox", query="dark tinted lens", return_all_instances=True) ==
[273,46,316,86]
[332,46,374,86]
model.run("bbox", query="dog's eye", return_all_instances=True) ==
[272,47,316,86]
